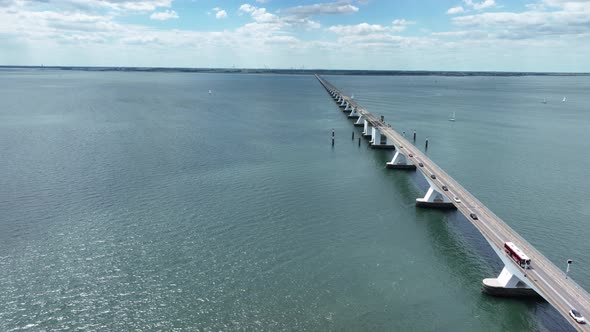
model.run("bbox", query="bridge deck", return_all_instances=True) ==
[316,74,590,331]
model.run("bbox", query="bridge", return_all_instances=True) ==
[316,74,590,331]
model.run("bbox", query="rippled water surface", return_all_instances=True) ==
[1,70,589,331]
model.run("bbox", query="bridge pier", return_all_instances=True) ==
[415,176,455,208]
[354,115,364,127]
[362,120,372,138]
[348,106,360,119]
[386,150,416,169]
[370,127,396,149]
[482,243,541,298]
[482,267,539,297]
[343,102,352,112]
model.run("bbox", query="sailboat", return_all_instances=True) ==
[448,111,456,121]
[351,94,355,99]
[542,98,547,104]
[208,89,212,95]
[562,96,566,102]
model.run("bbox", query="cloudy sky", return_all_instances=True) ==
[1,0,589,71]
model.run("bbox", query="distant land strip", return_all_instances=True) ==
[1,65,589,76]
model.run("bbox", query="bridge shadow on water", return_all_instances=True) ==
[359,137,575,332]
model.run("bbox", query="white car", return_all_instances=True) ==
[569,309,586,324]
[454,197,461,203]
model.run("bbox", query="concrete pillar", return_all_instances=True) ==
[343,102,350,111]
[416,176,455,208]
[363,120,371,137]
[482,242,541,298]
[386,150,416,169]
[348,106,360,119]
[370,128,395,149]
[482,266,539,297]
[354,115,364,127]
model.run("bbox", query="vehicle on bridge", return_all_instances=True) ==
[504,242,531,268]
[569,309,586,324]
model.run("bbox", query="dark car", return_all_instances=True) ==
[470,213,478,220]
[442,185,448,191]
[409,154,413,157]
[418,162,424,167]
[430,174,436,179]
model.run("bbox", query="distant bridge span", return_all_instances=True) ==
[316,74,590,331]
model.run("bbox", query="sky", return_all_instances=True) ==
[1,0,589,71]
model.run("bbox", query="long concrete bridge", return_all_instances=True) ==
[316,74,590,331]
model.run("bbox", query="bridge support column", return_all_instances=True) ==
[481,243,541,298]
[343,102,352,112]
[362,120,372,138]
[416,176,455,208]
[386,150,416,169]
[354,115,364,127]
[371,127,396,149]
[339,99,347,108]
[482,266,538,297]
[348,106,360,119]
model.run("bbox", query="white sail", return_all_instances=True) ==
[449,111,456,121]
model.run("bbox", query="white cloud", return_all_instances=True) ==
[281,2,359,17]
[211,7,227,19]
[392,18,415,31]
[447,6,465,14]
[328,19,416,35]
[215,10,227,19]
[75,0,173,13]
[335,33,435,51]
[239,4,279,23]
[543,0,590,11]
[1,0,590,71]
[329,23,389,35]
[150,9,178,20]
[1,0,172,13]
[266,35,299,43]
[437,1,590,42]
[453,10,590,34]
[256,0,269,3]
[463,0,495,10]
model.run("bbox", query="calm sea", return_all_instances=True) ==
[1,69,589,331]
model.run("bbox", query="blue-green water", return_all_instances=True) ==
[1,70,589,331]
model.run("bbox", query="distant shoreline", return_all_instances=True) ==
[1,65,589,76]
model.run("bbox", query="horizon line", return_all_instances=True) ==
[1,65,590,76]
